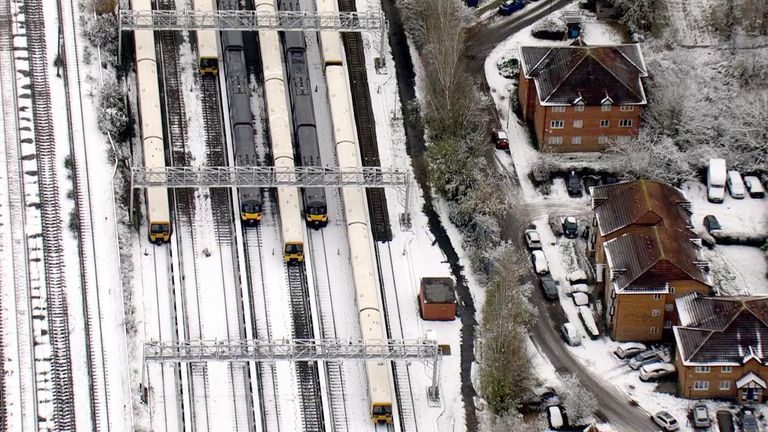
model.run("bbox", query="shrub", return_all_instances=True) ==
[97,78,130,143]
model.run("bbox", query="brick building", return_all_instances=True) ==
[518,43,647,152]
[588,180,712,341]
[674,293,768,403]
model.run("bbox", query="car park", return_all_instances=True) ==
[691,402,711,428]
[492,130,509,151]
[562,216,578,238]
[628,350,662,370]
[652,411,680,431]
[639,362,676,381]
[740,407,759,432]
[525,229,542,249]
[614,342,647,359]
[560,322,581,346]
[498,0,526,15]
[532,250,549,275]
[727,170,746,199]
[566,171,582,197]
[744,175,765,198]
[703,215,721,233]
[540,275,558,300]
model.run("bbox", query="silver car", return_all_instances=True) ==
[628,350,661,370]
[692,402,711,428]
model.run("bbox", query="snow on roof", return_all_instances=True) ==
[736,372,767,389]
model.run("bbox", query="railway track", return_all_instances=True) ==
[24,0,77,426]
[337,0,392,242]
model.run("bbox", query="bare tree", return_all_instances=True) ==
[559,375,598,425]
[612,0,660,32]
[724,89,768,172]
[484,411,547,432]
[603,130,696,184]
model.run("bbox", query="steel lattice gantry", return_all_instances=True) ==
[143,338,443,398]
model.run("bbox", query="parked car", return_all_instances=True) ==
[534,386,561,408]
[727,170,746,199]
[562,216,578,238]
[566,269,587,284]
[614,342,647,360]
[571,292,589,307]
[492,129,509,151]
[717,410,735,432]
[628,350,663,370]
[691,402,712,428]
[525,229,542,249]
[560,322,581,346]
[639,362,676,381]
[532,250,549,275]
[540,275,558,300]
[707,158,726,203]
[703,215,721,233]
[547,405,566,430]
[498,0,526,15]
[744,175,766,198]
[740,407,759,432]
[652,411,680,431]
[566,171,582,197]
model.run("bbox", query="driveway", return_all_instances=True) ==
[466,5,659,431]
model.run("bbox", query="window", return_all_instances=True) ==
[693,381,710,391]
[548,136,563,145]
[651,309,660,317]
[551,120,565,129]
[600,120,610,128]
[571,136,582,145]
[653,294,662,300]
[695,366,711,373]
[598,136,609,144]
[720,381,731,391]
[596,264,605,283]
[602,104,612,112]
[620,105,635,112]
[609,306,615,316]
[665,304,674,312]
[616,136,631,144]
[573,119,583,128]
[670,286,676,294]
[619,119,633,127]
[722,366,732,373]
[574,104,585,112]
[552,106,566,113]
[650,326,659,335]
[664,320,672,329]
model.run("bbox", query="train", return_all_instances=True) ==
[220,0,263,223]
[133,0,171,244]
[195,0,219,74]
[281,0,329,228]
[316,0,394,423]
[254,0,305,263]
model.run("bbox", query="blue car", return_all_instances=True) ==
[498,0,526,15]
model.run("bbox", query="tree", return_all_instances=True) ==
[485,411,546,432]
[612,0,660,32]
[97,78,130,143]
[603,130,696,184]
[723,89,768,172]
[559,375,598,425]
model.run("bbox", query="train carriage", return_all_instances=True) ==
[194,0,219,74]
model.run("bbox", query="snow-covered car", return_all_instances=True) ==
[540,275,558,300]
[571,292,589,307]
[498,0,526,16]
[639,362,676,381]
[727,170,746,199]
[566,283,589,295]
[547,405,566,429]
[691,402,711,428]
[744,175,765,198]
[614,342,647,360]
[566,269,587,284]
[532,250,549,275]
[560,322,581,347]
[524,229,542,249]
[562,216,578,238]
[652,411,680,431]
[628,350,662,370]
[578,306,599,338]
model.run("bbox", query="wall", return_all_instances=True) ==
[611,293,666,341]
[677,357,768,402]
[537,104,643,152]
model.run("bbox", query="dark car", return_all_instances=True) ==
[540,275,558,300]
[492,130,509,151]
[740,407,759,432]
[562,216,578,238]
[498,0,525,15]
[717,410,735,432]
[566,171,582,197]
[703,215,721,233]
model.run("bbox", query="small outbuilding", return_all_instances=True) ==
[419,277,457,321]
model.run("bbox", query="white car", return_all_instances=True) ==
[524,229,542,249]
[744,175,765,198]
[727,170,746,199]
[652,411,680,431]
[614,342,647,359]
[560,322,581,347]
[532,250,549,274]
[639,362,676,381]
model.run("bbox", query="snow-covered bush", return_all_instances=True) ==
[496,57,519,80]
[531,15,567,40]
[612,0,661,33]
[558,375,598,425]
[483,411,547,432]
[97,77,130,144]
[82,12,118,58]
[604,131,696,184]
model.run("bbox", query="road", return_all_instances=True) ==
[465,6,660,431]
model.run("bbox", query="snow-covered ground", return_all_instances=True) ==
[681,181,768,240]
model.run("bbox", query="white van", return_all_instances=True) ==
[727,170,746,199]
[707,159,726,203]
